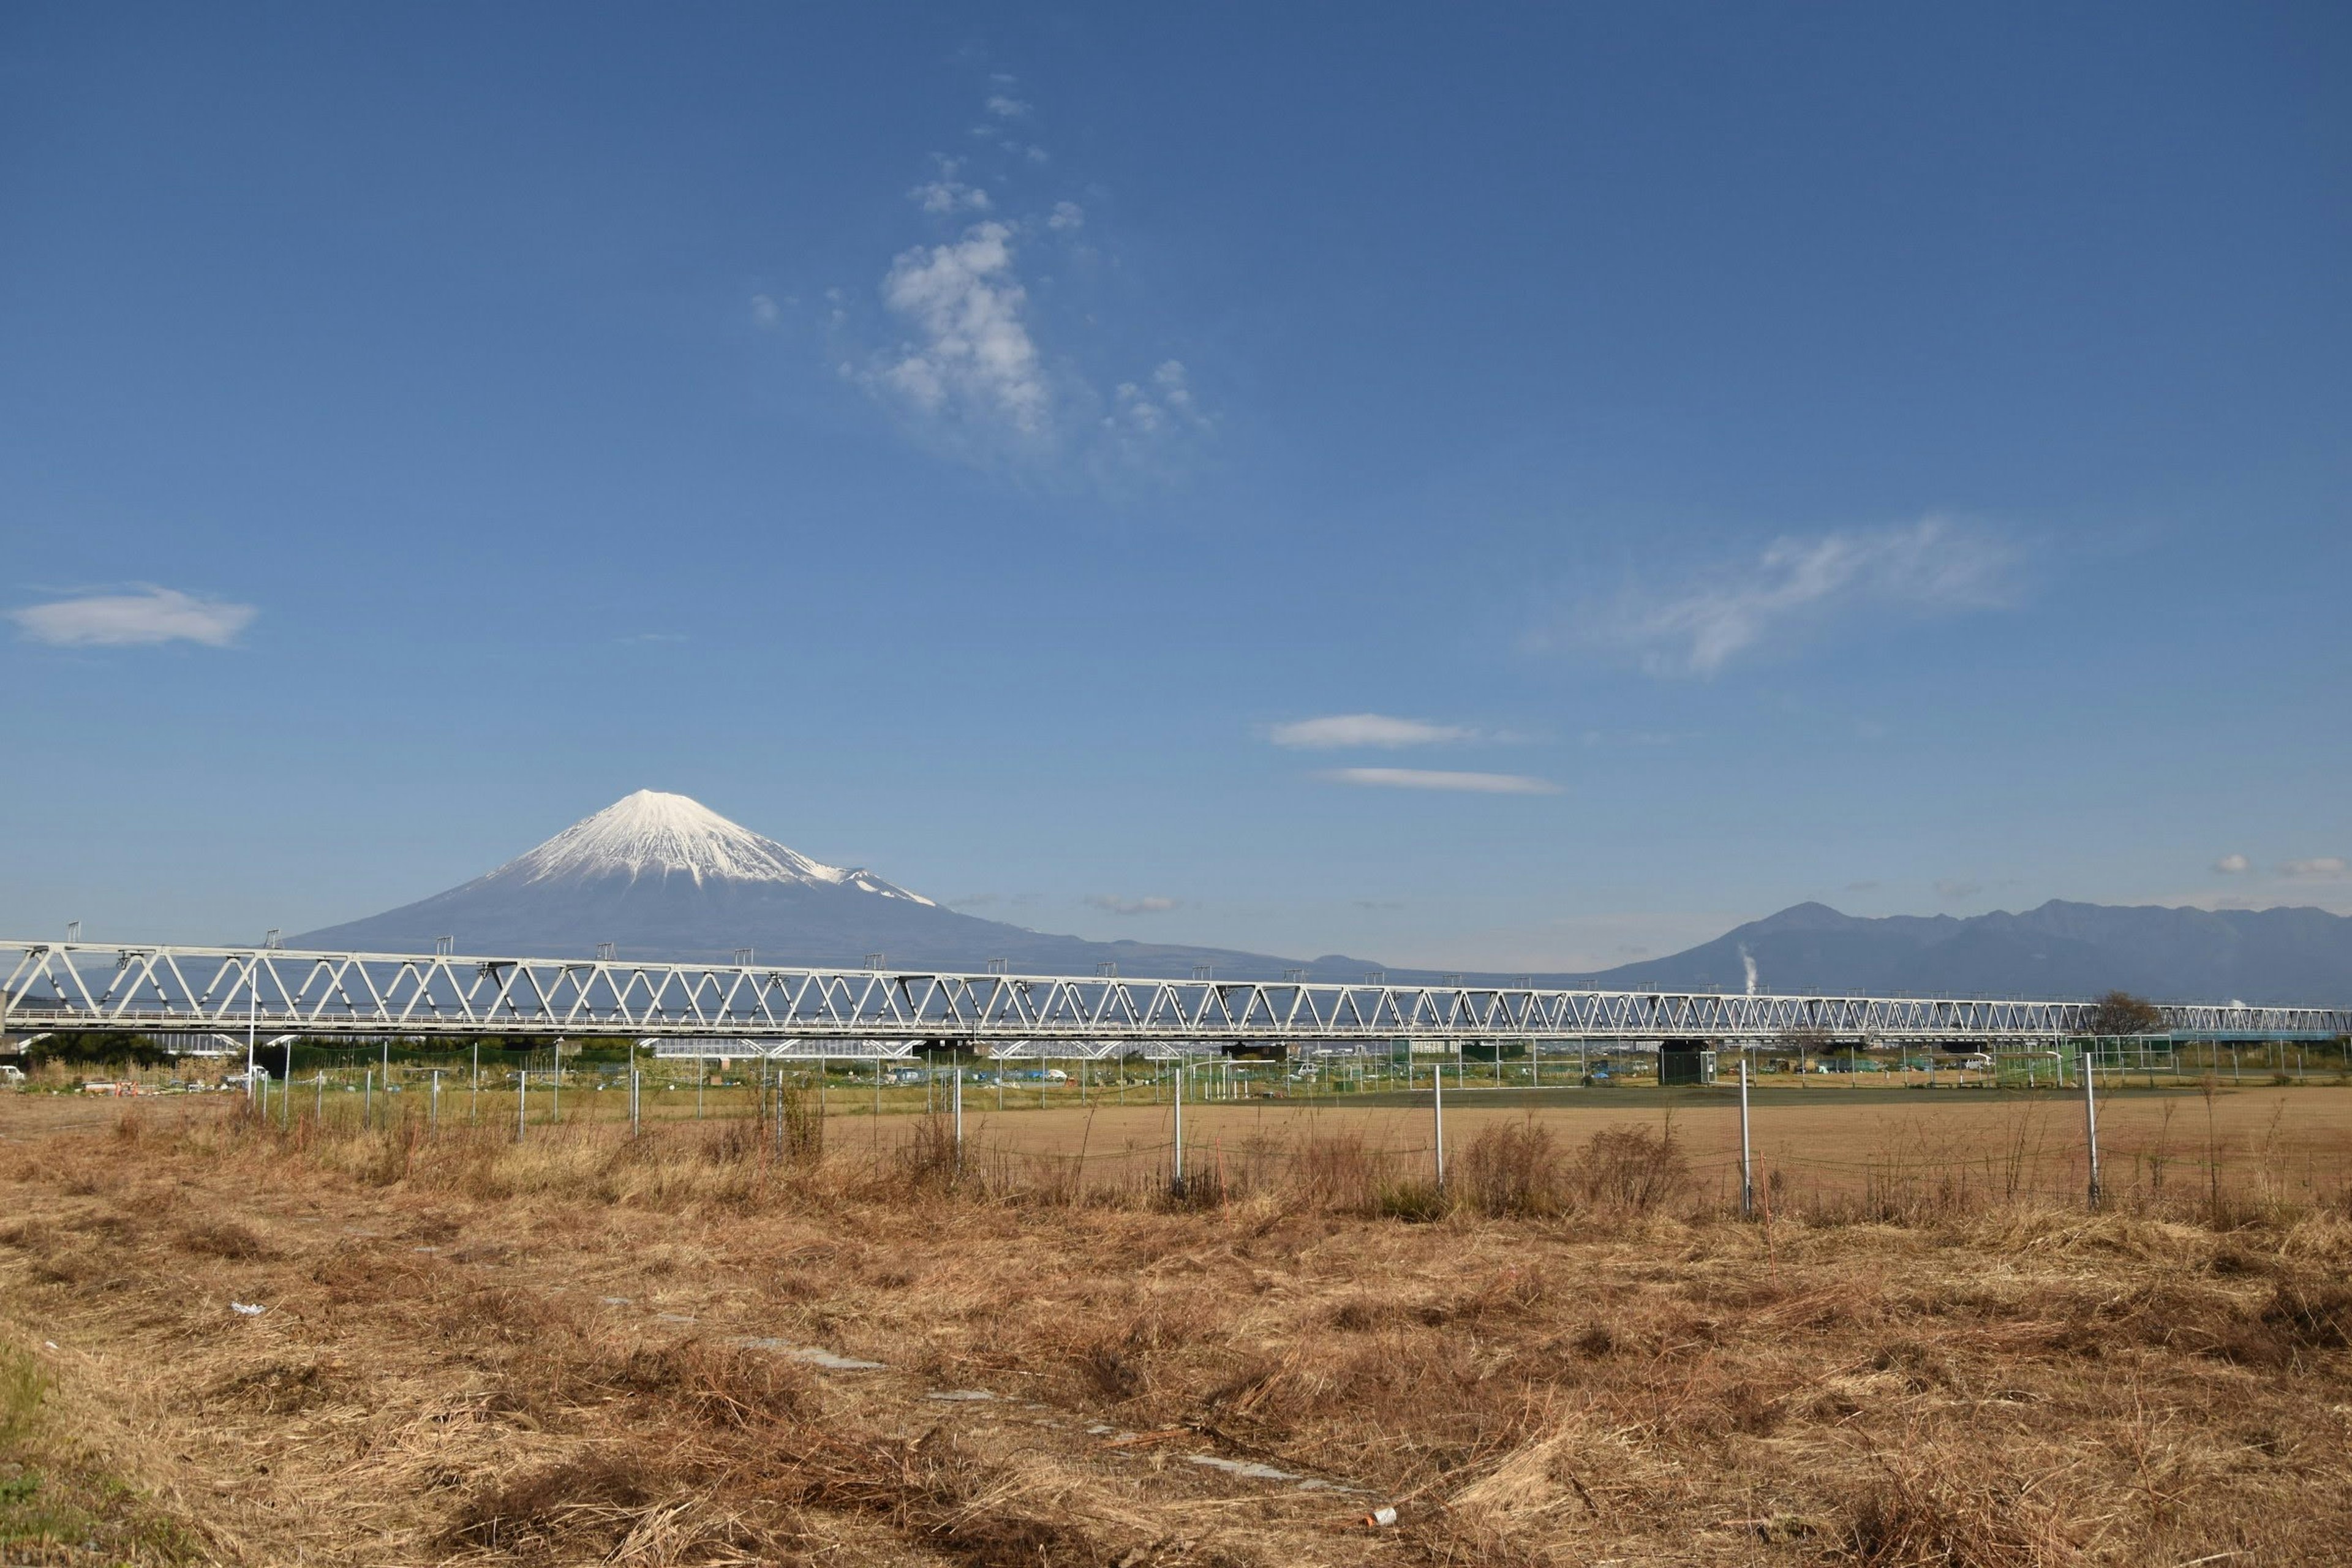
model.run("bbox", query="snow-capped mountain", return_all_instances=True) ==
[291,790,1344,977]
[482,790,932,903]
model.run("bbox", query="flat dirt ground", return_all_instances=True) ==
[3,1088,2351,1566]
[858,1085,2352,1193]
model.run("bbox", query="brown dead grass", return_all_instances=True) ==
[1,1093,2349,1565]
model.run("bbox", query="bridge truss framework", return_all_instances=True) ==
[6,940,2346,1060]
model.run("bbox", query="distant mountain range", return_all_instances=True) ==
[293,791,2352,1004]
[1564,900,2352,1005]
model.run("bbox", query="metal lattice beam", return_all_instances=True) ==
[6,939,2346,1048]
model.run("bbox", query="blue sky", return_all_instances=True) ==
[4,3,2348,970]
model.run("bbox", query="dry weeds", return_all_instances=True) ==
[1,1095,2348,1566]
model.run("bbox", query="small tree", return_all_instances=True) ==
[2082,990,2163,1037]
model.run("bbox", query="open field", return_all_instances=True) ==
[4,1090,2352,1566]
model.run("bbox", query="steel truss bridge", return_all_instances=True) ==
[4,940,2346,1060]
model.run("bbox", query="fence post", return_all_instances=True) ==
[364,1067,372,1130]
[1740,1058,1754,1219]
[952,1064,963,1169]
[430,1069,440,1134]
[2083,1041,2101,1209]
[1432,1055,1446,1189]
[1172,1057,1185,1194]
[517,1069,527,1142]
[315,1068,325,1126]
[631,1066,641,1137]
[471,1043,480,1125]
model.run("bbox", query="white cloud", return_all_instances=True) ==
[1934,878,1984,901]
[840,98,1209,479]
[1106,361,1208,447]
[1086,894,1181,916]
[2213,853,2250,874]
[750,294,780,328]
[1320,767,1559,795]
[909,159,992,214]
[1270,714,1475,749]
[10,586,255,647]
[1555,517,2022,677]
[2278,857,2348,879]
[870,222,1050,437]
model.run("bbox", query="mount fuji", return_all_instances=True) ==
[292,790,1350,978]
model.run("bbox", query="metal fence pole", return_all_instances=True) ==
[1172,1057,1185,1194]
[517,1068,527,1142]
[431,1069,440,1134]
[952,1064,963,1167]
[1739,1058,1754,1219]
[364,1067,372,1129]
[1432,1055,1446,1189]
[2083,1042,2102,1209]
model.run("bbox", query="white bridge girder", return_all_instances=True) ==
[6,939,2346,1049]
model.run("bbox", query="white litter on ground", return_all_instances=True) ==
[1186,1455,1302,1483]
[728,1337,886,1371]
[230,1302,265,1316]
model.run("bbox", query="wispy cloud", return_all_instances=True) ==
[947,891,1044,911]
[10,586,255,647]
[750,293,781,328]
[1545,517,2022,677]
[1270,714,1476,749]
[870,221,1050,438]
[1086,894,1181,916]
[1935,878,1985,901]
[2278,857,2348,879]
[909,157,992,214]
[2213,853,2251,874]
[842,85,1209,479]
[1320,767,1559,795]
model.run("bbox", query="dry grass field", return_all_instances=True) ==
[4,1087,2351,1566]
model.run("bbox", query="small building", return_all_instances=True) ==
[1659,1039,1717,1086]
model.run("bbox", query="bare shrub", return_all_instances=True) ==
[892,1114,962,1194]
[777,1083,824,1166]
[1284,1128,1388,1211]
[1574,1123,1687,1214]
[1457,1119,1569,1218]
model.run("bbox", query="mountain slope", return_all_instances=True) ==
[291,791,2352,1001]
[1560,900,2352,1005]
[293,790,1373,979]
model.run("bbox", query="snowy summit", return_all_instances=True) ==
[489,790,933,902]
